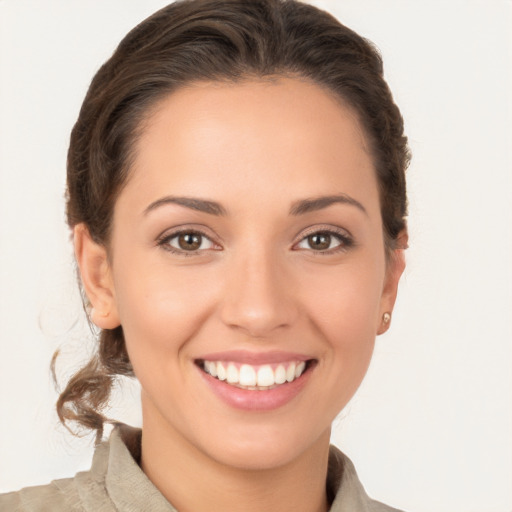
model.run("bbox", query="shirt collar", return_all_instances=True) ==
[95,423,377,512]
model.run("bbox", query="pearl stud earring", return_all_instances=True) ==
[382,312,391,324]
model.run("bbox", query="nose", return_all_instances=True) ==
[219,248,299,338]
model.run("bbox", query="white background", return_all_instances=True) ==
[0,1,511,511]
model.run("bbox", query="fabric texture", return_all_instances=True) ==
[0,424,403,511]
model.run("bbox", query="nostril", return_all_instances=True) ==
[219,298,298,337]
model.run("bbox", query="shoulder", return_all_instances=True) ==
[367,498,405,512]
[0,468,116,512]
[0,425,157,512]
[0,436,115,512]
[0,478,80,512]
[328,445,406,512]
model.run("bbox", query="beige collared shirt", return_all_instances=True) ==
[0,424,404,511]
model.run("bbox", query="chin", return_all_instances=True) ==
[198,423,330,471]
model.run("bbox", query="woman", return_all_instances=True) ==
[0,0,409,510]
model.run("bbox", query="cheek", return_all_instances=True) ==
[309,259,383,309]
[300,258,384,356]
[111,257,219,363]
[111,264,221,416]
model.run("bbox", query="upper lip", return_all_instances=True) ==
[196,350,314,365]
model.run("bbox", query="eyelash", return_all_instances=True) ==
[294,226,355,255]
[157,228,219,257]
[156,226,354,256]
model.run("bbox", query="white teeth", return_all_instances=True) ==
[239,364,256,386]
[202,360,308,388]
[257,365,275,387]
[206,361,217,377]
[226,363,239,384]
[275,365,286,384]
[216,362,227,381]
[286,362,296,382]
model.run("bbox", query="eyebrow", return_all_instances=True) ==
[143,193,367,217]
[289,194,367,216]
[143,196,227,216]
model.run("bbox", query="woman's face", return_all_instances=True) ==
[90,77,403,469]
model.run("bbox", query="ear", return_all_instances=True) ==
[74,223,120,330]
[377,230,407,335]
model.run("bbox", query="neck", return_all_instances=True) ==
[140,411,331,512]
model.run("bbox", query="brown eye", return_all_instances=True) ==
[295,229,353,254]
[178,233,202,250]
[162,231,216,253]
[307,233,333,251]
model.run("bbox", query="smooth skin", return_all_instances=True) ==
[74,77,405,512]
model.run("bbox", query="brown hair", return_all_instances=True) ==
[55,0,410,439]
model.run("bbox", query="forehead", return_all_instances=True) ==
[122,77,379,216]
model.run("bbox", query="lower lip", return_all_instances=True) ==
[197,364,314,411]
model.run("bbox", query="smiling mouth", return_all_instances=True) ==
[195,359,315,390]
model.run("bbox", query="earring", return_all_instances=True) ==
[382,312,391,324]
[89,307,108,325]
